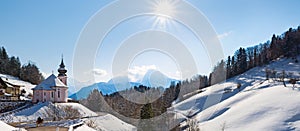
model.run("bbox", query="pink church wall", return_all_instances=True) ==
[32,90,41,103]
[53,87,68,103]
[60,88,68,102]
[32,90,54,103]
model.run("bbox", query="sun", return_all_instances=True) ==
[151,0,178,29]
[153,0,177,17]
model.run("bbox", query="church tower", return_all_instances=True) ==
[58,56,67,85]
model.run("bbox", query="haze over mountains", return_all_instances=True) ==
[69,69,179,100]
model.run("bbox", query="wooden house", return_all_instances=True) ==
[0,77,24,100]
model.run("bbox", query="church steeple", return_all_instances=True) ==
[60,58,65,68]
[58,56,67,77]
[57,55,67,85]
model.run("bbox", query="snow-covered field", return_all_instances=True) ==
[173,57,300,130]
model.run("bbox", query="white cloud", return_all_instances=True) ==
[79,68,108,83]
[217,31,232,39]
[128,65,158,82]
[174,70,181,79]
[91,68,107,76]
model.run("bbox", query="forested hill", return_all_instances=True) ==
[0,46,44,84]
[210,26,300,85]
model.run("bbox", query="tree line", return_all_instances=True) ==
[210,26,300,84]
[81,76,209,130]
[0,46,44,84]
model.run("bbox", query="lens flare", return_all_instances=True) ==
[152,0,179,29]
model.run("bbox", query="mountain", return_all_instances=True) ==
[171,56,300,130]
[140,69,179,88]
[69,70,178,100]
[69,77,141,100]
[67,77,92,95]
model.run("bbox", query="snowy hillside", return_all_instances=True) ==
[84,114,137,131]
[172,57,300,130]
[0,102,97,123]
[0,121,19,131]
[0,102,136,131]
[0,74,35,97]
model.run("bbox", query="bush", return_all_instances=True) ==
[186,119,200,131]
[63,106,81,119]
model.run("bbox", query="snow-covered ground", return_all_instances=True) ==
[172,57,300,130]
[0,74,137,130]
[0,102,136,131]
[0,102,97,123]
[0,120,21,131]
[84,114,137,131]
[0,74,35,97]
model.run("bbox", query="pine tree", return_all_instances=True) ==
[0,47,9,74]
[8,56,21,77]
[231,56,236,76]
[139,103,154,131]
[241,48,247,73]
[253,46,258,67]
[226,56,231,79]
[20,62,44,84]
[85,89,105,112]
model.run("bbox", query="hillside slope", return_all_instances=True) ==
[0,102,136,130]
[0,121,19,131]
[172,57,300,130]
[0,102,97,123]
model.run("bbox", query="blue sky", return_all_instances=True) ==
[0,0,300,83]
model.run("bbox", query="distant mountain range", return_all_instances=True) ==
[69,70,179,100]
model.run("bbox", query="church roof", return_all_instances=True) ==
[32,74,67,90]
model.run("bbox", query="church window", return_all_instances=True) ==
[58,89,60,98]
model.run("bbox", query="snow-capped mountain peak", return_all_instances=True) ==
[140,69,178,88]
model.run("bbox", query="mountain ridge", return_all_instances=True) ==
[69,69,179,100]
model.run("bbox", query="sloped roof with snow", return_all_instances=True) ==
[0,77,24,88]
[32,74,67,90]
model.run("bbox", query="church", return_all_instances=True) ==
[32,58,68,103]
